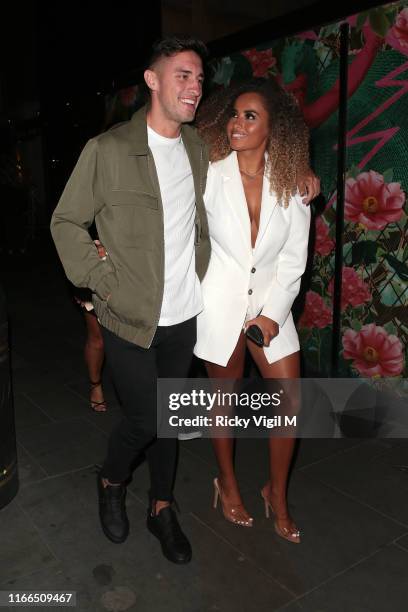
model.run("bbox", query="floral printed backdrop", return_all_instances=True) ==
[111,1,408,379]
[210,1,408,379]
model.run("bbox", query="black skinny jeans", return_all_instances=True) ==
[101,317,196,502]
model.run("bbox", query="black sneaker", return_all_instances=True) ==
[147,505,192,564]
[97,474,129,543]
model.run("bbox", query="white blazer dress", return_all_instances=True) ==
[194,151,311,367]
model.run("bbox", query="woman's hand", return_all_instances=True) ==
[94,239,107,260]
[94,240,109,300]
[296,169,320,204]
[245,315,279,347]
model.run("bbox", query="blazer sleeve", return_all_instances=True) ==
[261,194,311,327]
[50,138,119,300]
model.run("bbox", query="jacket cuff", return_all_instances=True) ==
[261,283,296,328]
[93,271,119,301]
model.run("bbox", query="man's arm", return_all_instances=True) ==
[50,138,118,300]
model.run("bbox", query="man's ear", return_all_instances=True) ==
[144,69,158,92]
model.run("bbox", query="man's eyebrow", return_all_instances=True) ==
[174,68,205,78]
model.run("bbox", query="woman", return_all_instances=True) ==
[194,78,311,543]
[73,240,108,412]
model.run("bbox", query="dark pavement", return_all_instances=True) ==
[1,243,408,611]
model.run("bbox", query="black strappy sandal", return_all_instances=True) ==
[90,380,107,412]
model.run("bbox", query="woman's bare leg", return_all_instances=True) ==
[205,333,252,525]
[247,342,300,541]
[84,310,106,412]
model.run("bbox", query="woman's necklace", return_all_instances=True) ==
[238,164,265,179]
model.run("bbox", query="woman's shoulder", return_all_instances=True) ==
[209,152,234,173]
[205,157,231,203]
[206,155,231,184]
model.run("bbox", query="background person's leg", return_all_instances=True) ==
[84,310,106,412]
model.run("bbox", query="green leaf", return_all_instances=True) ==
[380,229,402,252]
[369,9,391,38]
[298,42,320,88]
[343,243,353,265]
[281,41,304,84]
[383,168,394,183]
[346,164,360,179]
[319,23,340,37]
[384,321,398,336]
[350,319,362,331]
[212,58,235,86]
[380,283,400,307]
[324,206,337,224]
[384,8,398,24]
[336,354,353,377]
[384,254,408,282]
[230,53,254,80]
[351,241,378,265]
[356,11,369,31]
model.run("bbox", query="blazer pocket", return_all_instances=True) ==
[108,189,159,210]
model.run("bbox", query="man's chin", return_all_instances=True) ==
[180,109,196,123]
[175,102,195,119]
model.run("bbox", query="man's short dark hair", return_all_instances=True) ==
[147,35,209,68]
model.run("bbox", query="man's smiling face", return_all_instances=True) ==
[145,50,204,127]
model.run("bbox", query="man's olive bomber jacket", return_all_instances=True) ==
[50,106,211,348]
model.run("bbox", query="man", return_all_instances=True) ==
[51,35,319,565]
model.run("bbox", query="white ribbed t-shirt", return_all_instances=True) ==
[147,126,203,326]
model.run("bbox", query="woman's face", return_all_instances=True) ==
[226,92,270,153]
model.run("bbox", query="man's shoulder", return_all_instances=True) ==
[93,119,134,148]
[92,106,148,154]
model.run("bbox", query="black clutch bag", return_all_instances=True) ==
[245,324,264,347]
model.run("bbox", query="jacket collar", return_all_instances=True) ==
[128,105,203,155]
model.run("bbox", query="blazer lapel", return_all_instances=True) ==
[221,152,252,253]
[254,176,278,250]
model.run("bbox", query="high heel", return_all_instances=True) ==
[213,478,253,527]
[261,487,300,544]
[90,380,107,412]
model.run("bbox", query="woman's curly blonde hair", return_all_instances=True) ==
[196,78,310,207]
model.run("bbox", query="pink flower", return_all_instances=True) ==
[386,8,408,56]
[242,49,276,77]
[328,267,371,310]
[345,170,405,230]
[346,15,359,28]
[315,217,335,256]
[343,323,404,377]
[299,291,332,329]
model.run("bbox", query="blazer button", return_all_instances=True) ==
[251,267,256,273]
[248,289,253,295]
